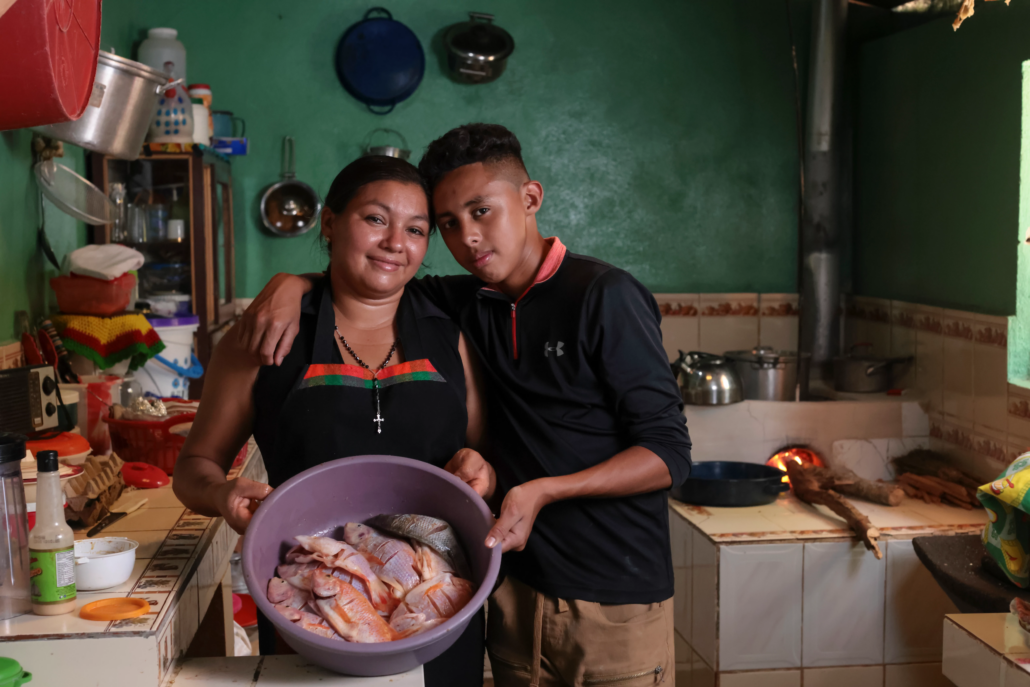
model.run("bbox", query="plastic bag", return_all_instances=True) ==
[978,453,1030,587]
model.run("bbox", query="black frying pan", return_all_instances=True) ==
[671,461,790,507]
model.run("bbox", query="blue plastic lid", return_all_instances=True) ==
[148,315,199,328]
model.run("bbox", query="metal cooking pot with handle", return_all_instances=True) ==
[444,12,515,84]
[725,346,810,401]
[34,51,182,161]
[671,351,743,406]
[833,343,913,393]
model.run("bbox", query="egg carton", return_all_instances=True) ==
[66,452,125,502]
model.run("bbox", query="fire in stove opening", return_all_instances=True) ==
[767,447,825,484]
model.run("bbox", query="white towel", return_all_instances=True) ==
[64,244,145,281]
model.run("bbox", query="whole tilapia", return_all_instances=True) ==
[366,514,471,580]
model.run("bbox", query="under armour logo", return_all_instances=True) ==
[545,341,564,357]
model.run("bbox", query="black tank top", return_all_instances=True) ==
[252,274,468,488]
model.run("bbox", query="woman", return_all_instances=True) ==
[174,156,486,686]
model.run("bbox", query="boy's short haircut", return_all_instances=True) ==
[418,123,530,193]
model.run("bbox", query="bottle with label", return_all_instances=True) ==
[29,450,75,615]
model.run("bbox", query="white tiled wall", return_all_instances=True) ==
[655,292,799,363]
[671,509,963,685]
[691,528,719,670]
[719,543,802,670]
[843,296,1019,482]
[884,539,958,664]
[684,399,923,468]
[802,542,886,667]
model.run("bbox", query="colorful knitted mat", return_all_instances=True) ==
[52,313,165,371]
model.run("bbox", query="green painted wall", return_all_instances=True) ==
[0,8,136,344]
[103,0,810,297]
[0,134,89,343]
[853,2,1030,316]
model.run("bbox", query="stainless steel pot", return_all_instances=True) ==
[671,351,744,406]
[443,12,515,84]
[833,344,913,393]
[725,346,811,401]
[33,52,181,161]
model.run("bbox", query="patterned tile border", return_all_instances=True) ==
[892,303,918,329]
[975,318,1008,348]
[699,294,759,317]
[915,310,944,334]
[1008,385,1030,421]
[848,297,891,323]
[759,294,800,317]
[943,313,976,341]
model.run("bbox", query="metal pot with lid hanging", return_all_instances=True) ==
[444,12,515,84]
[260,137,322,237]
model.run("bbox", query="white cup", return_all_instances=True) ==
[167,219,186,242]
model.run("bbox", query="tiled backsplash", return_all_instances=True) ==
[845,296,1018,482]
[657,292,1023,481]
[656,293,798,362]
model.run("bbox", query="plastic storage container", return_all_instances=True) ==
[50,273,135,316]
[137,28,187,84]
[138,316,202,399]
[0,434,31,621]
[104,411,195,474]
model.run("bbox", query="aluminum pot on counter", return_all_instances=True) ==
[833,344,912,393]
[725,346,810,401]
[671,351,743,406]
[33,51,181,161]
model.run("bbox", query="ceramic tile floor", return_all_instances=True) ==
[670,494,987,543]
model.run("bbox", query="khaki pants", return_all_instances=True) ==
[487,576,674,687]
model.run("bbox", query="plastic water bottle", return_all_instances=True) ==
[138,28,187,85]
[120,372,142,408]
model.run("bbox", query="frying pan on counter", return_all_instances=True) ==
[671,461,790,508]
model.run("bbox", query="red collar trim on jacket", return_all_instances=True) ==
[480,237,567,297]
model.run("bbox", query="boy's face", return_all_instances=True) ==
[432,162,540,285]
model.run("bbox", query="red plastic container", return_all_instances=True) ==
[0,0,102,130]
[104,411,195,475]
[50,273,136,316]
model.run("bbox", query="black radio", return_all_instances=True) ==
[0,364,60,434]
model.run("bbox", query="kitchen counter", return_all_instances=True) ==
[943,613,1030,687]
[0,441,266,686]
[670,491,987,543]
[172,656,422,685]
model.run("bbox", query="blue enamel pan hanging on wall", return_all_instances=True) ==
[335,8,425,115]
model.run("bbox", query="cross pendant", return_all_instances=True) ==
[374,412,384,434]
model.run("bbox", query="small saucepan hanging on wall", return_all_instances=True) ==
[362,128,411,160]
[335,8,425,115]
[260,136,322,237]
[444,12,515,84]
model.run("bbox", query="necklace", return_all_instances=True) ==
[334,326,398,434]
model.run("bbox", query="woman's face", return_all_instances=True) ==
[321,180,431,299]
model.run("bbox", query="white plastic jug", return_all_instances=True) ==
[138,28,187,84]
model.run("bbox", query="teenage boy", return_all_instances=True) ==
[240,124,691,686]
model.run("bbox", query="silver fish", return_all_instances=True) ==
[366,514,472,580]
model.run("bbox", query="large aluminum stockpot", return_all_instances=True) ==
[34,51,180,160]
[724,346,811,401]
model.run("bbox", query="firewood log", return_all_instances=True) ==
[786,460,883,559]
[806,465,905,506]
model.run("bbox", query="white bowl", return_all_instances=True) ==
[74,537,138,590]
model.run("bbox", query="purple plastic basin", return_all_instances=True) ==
[242,455,501,676]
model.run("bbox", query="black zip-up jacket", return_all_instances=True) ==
[414,240,692,604]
